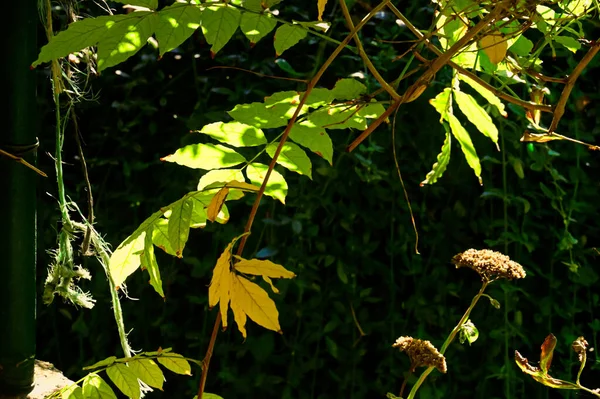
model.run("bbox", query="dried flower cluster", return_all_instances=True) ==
[452,249,526,282]
[393,336,447,373]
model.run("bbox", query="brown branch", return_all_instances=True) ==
[196,1,394,397]
[548,39,600,133]
[0,148,47,177]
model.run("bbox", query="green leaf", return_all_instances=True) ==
[264,91,308,118]
[82,373,117,399]
[357,102,386,119]
[111,0,158,9]
[448,112,482,184]
[128,359,164,390]
[242,0,264,12]
[246,163,288,204]
[152,218,176,255]
[332,78,367,100]
[228,102,289,128]
[167,198,194,257]
[157,353,192,375]
[97,12,159,71]
[554,36,581,53]
[141,225,164,298]
[190,203,207,228]
[62,384,84,399]
[274,24,307,56]
[106,364,140,399]
[109,231,146,290]
[295,20,330,32]
[33,14,151,68]
[201,5,241,55]
[559,0,592,15]
[266,142,312,178]
[453,90,499,148]
[458,74,507,117]
[198,121,267,147]
[430,88,452,118]
[289,122,333,164]
[301,88,335,108]
[155,3,202,56]
[198,169,246,190]
[240,12,277,44]
[162,143,246,170]
[509,35,534,56]
[459,320,479,345]
[420,128,451,186]
[84,356,117,370]
[307,105,367,130]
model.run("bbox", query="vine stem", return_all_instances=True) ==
[195,2,393,398]
[406,281,488,399]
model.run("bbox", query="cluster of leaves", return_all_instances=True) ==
[32,0,330,72]
[49,348,195,399]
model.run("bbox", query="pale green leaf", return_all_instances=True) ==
[289,122,333,164]
[459,319,479,345]
[245,163,288,204]
[161,143,246,170]
[97,12,159,71]
[155,2,202,56]
[301,88,334,108]
[82,373,117,399]
[274,24,307,56]
[240,12,277,44]
[559,0,592,15]
[141,225,164,298]
[332,78,367,100]
[201,5,241,55]
[458,74,507,117]
[228,102,289,128]
[84,357,117,371]
[266,142,312,178]
[111,0,158,9]
[167,198,193,257]
[448,112,482,184]
[109,231,146,290]
[198,169,246,190]
[357,102,386,119]
[453,90,499,148]
[197,121,267,147]
[106,364,140,399]
[421,128,451,186]
[264,91,308,118]
[128,359,164,390]
[152,219,177,256]
[554,36,581,53]
[62,384,83,399]
[157,353,192,375]
[190,204,207,228]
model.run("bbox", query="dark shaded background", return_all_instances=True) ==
[35,1,600,398]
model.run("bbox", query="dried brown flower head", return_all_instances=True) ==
[572,336,589,362]
[452,249,526,282]
[393,336,447,373]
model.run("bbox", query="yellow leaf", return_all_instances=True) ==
[479,35,507,64]
[207,187,229,222]
[208,242,233,308]
[262,276,279,294]
[230,274,281,338]
[234,258,296,279]
[317,0,328,21]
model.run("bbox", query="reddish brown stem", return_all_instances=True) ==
[195,2,393,397]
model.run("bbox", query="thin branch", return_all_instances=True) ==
[196,2,393,397]
[548,39,600,133]
[205,66,308,83]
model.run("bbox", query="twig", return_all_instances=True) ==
[0,148,47,177]
[196,2,393,397]
[205,66,308,83]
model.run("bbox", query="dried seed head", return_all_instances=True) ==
[393,336,447,373]
[572,336,589,362]
[452,249,526,282]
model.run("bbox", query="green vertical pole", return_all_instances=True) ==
[0,0,38,397]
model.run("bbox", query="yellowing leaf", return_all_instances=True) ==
[198,169,245,191]
[82,373,117,399]
[234,258,295,279]
[208,242,233,328]
[110,231,146,290]
[106,364,140,399]
[207,187,230,222]
[128,358,164,390]
[479,35,507,64]
[230,274,281,338]
[317,0,328,21]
